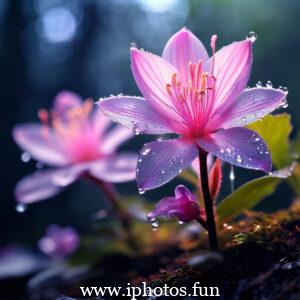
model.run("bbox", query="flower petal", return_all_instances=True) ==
[211,87,288,129]
[15,165,90,204]
[137,139,198,190]
[13,124,69,166]
[53,91,82,119]
[131,49,180,121]
[15,170,63,204]
[197,127,272,173]
[148,185,200,223]
[205,40,252,110]
[101,125,133,154]
[175,184,193,199]
[99,96,172,134]
[89,153,137,183]
[162,28,209,84]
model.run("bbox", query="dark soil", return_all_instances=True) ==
[4,202,300,299]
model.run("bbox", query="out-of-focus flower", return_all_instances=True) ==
[148,185,203,223]
[13,91,137,203]
[38,225,80,259]
[99,28,287,191]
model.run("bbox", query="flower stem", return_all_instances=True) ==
[86,175,137,251]
[198,148,219,251]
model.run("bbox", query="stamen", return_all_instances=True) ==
[210,34,217,75]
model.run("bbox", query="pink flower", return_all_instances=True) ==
[13,91,137,203]
[38,224,80,259]
[99,29,287,191]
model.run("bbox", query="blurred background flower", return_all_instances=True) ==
[1,0,299,266]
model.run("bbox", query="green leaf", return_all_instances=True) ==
[247,113,292,169]
[291,131,300,157]
[217,175,281,222]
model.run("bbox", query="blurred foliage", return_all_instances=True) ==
[217,175,281,223]
[248,114,292,169]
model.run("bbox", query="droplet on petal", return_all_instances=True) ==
[138,188,145,195]
[266,81,273,88]
[236,155,242,164]
[246,31,257,43]
[15,203,27,213]
[130,42,137,49]
[256,81,262,88]
[147,216,159,230]
[21,152,31,163]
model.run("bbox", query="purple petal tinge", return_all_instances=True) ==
[38,225,80,259]
[89,153,137,183]
[148,185,201,223]
[13,124,68,166]
[136,139,198,190]
[99,96,172,134]
[198,127,272,173]
[162,28,209,84]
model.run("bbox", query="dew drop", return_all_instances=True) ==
[138,158,142,163]
[229,165,235,192]
[266,81,273,88]
[246,31,257,43]
[21,152,31,163]
[256,81,262,88]
[279,98,288,108]
[236,155,242,164]
[178,169,183,174]
[130,42,137,49]
[178,220,184,225]
[241,117,246,125]
[36,162,44,169]
[161,169,165,174]
[138,188,145,195]
[141,147,151,156]
[147,216,159,230]
[134,128,140,135]
[15,203,27,213]
[254,137,260,142]
[157,137,163,142]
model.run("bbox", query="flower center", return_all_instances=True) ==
[38,100,102,163]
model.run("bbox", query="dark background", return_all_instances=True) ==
[1,0,299,249]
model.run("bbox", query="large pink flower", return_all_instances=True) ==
[13,91,137,203]
[99,28,287,191]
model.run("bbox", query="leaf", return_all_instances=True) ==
[291,131,300,158]
[217,175,281,223]
[247,113,292,169]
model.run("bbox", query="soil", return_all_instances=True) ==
[3,202,300,299]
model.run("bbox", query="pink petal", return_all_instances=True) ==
[101,125,133,154]
[91,109,111,137]
[13,124,69,166]
[89,153,137,183]
[53,91,82,119]
[99,96,172,134]
[136,139,198,190]
[205,40,252,111]
[197,127,272,173]
[131,49,180,121]
[15,165,89,203]
[162,28,209,84]
[212,87,288,129]
[15,170,64,204]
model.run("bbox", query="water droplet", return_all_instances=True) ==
[220,149,225,154]
[130,42,137,49]
[147,216,159,230]
[241,116,246,125]
[246,31,257,43]
[178,220,184,225]
[52,172,75,187]
[21,152,31,163]
[134,128,140,135]
[157,137,163,142]
[138,158,142,163]
[15,203,27,213]
[141,147,151,156]
[266,81,273,88]
[256,81,262,88]
[229,165,235,192]
[161,169,165,174]
[279,98,288,108]
[36,162,44,169]
[283,86,288,92]
[138,188,145,195]
[178,169,183,174]
[236,155,242,164]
